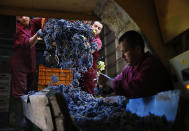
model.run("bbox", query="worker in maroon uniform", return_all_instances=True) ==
[11,16,42,98]
[80,21,103,94]
[10,16,42,130]
[99,31,173,98]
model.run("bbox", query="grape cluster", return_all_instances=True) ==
[59,85,127,128]
[42,19,172,131]
[41,19,98,86]
[47,85,172,131]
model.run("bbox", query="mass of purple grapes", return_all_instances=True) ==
[41,19,172,131]
[41,18,98,86]
[48,85,172,131]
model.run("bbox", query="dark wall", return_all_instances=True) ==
[0,15,16,73]
[0,15,16,35]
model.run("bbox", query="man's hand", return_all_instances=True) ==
[106,80,113,89]
[98,74,113,89]
[37,29,45,37]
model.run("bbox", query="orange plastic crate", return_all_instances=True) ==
[38,65,73,91]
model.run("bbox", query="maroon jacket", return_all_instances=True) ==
[11,18,41,98]
[92,36,102,70]
[80,36,102,94]
[11,18,41,73]
[113,52,173,98]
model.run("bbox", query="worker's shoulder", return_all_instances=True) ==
[30,18,42,26]
[31,18,42,22]
[94,36,102,43]
[142,53,164,68]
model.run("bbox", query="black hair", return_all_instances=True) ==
[91,21,103,26]
[118,30,144,50]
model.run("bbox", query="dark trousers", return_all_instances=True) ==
[14,97,33,131]
[11,69,36,97]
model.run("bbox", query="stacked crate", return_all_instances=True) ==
[38,65,73,91]
[0,73,11,112]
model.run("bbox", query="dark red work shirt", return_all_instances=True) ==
[11,18,41,73]
[92,36,102,70]
[113,52,173,98]
[80,36,102,94]
[11,18,41,98]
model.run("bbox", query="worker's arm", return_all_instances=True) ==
[93,36,102,52]
[13,18,43,49]
[92,37,102,53]
[98,73,114,89]
[29,32,39,48]
[113,58,165,98]
[29,29,43,48]
[113,67,151,98]
[29,18,43,48]
[14,29,43,49]
[87,36,102,54]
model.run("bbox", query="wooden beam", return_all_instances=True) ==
[0,6,99,20]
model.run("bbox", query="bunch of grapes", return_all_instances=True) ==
[42,19,172,131]
[41,19,98,86]
[48,85,172,131]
